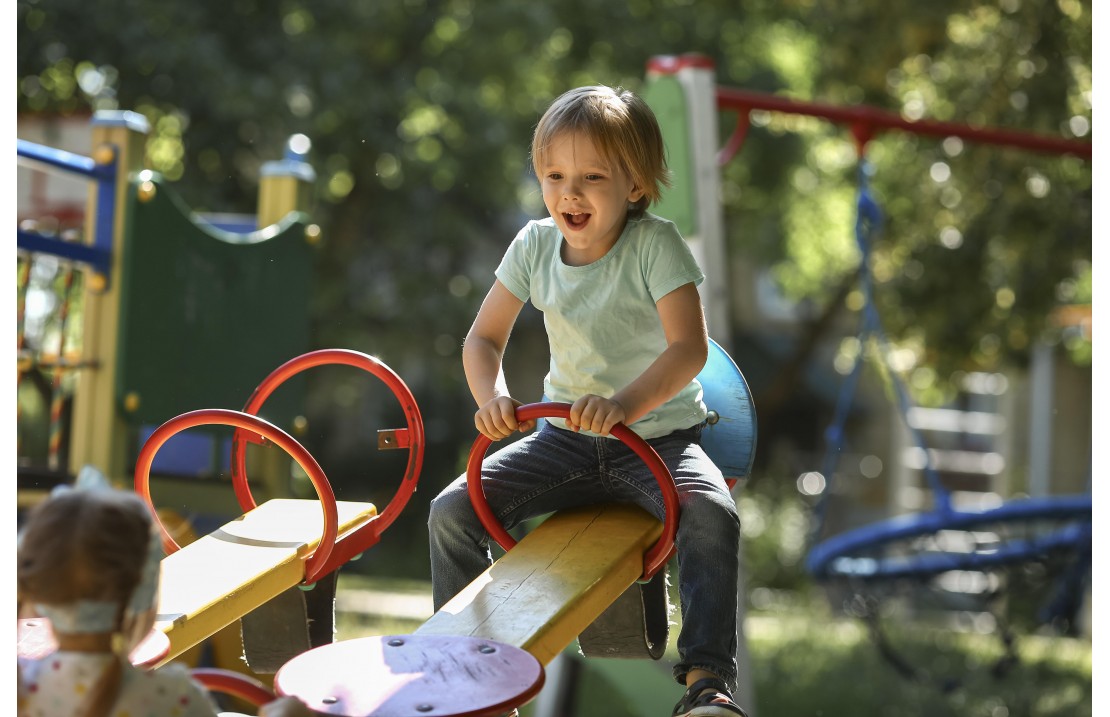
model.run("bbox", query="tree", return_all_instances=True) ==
[18,0,1091,576]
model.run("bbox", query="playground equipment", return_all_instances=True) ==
[192,668,279,716]
[271,343,756,716]
[17,110,323,684]
[132,349,424,668]
[643,52,1091,689]
[17,111,319,502]
[802,155,1091,686]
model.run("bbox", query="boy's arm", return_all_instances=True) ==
[570,282,708,435]
[463,279,533,440]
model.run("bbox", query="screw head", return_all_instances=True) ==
[93,144,115,165]
[387,638,405,647]
[137,179,157,203]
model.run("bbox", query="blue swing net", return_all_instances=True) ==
[802,159,1092,685]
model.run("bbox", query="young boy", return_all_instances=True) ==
[428,85,746,717]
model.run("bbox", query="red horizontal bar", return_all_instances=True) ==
[715,86,1090,160]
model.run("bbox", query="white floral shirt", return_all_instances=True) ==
[18,652,218,717]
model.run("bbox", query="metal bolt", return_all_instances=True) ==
[93,144,115,165]
[137,179,157,203]
[387,638,405,647]
[322,696,338,705]
[416,705,434,713]
[706,410,720,425]
[478,645,496,654]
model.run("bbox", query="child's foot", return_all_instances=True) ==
[671,677,748,717]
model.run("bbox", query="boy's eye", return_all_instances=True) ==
[547,173,563,181]
[586,174,604,181]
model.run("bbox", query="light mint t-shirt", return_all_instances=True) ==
[495,212,708,439]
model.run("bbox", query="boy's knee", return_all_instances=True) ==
[680,491,740,538]
[428,480,470,526]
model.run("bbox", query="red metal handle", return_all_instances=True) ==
[191,667,275,707]
[466,402,679,581]
[230,349,424,539]
[134,408,339,585]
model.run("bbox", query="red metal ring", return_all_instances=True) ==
[191,667,275,707]
[134,408,339,585]
[466,402,679,581]
[230,349,424,538]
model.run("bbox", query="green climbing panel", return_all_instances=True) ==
[115,173,314,431]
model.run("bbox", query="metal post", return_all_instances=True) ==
[67,110,149,482]
[645,53,755,715]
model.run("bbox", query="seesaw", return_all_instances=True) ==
[132,349,424,667]
[270,340,757,716]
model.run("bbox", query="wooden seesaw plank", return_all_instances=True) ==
[154,498,377,665]
[415,503,662,666]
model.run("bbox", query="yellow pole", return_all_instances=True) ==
[252,134,318,500]
[68,111,149,483]
[257,134,316,228]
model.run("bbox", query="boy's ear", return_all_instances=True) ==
[628,185,646,203]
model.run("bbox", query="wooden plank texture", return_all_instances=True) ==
[416,504,662,665]
[154,498,376,663]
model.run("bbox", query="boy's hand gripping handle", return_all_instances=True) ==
[466,401,679,581]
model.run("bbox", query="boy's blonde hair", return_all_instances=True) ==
[531,85,671,217]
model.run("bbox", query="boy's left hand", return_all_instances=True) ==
[567,395,627,436]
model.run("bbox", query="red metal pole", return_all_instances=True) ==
[714,85,1090,160]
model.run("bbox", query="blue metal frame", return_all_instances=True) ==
[16,139,118,282]
[806,494,1092,579]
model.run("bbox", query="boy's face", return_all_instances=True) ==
[539,130,644,266]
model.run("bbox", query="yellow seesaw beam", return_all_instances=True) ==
[415,503,662,665]
[153,498,377,666]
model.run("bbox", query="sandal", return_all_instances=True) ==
[671,677,749,717]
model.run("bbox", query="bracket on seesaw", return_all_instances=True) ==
[133,349,424,670]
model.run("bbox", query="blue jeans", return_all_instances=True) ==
[427,422,741,692]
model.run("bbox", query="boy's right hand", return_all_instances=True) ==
[475,396,536,440]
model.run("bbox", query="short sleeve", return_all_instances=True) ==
[494,222,537,302]
[641,219,705,302]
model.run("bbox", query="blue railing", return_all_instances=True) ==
[16,138,118,283]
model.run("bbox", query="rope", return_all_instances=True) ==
[811,158,950,549]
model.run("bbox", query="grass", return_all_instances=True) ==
[333,575,1092,716]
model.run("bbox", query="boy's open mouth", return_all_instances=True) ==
[564,212,590,229]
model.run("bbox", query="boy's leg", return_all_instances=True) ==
[603,426,742,694]
[427,424,608,611]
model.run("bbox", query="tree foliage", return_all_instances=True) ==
[18,0,1091,575]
